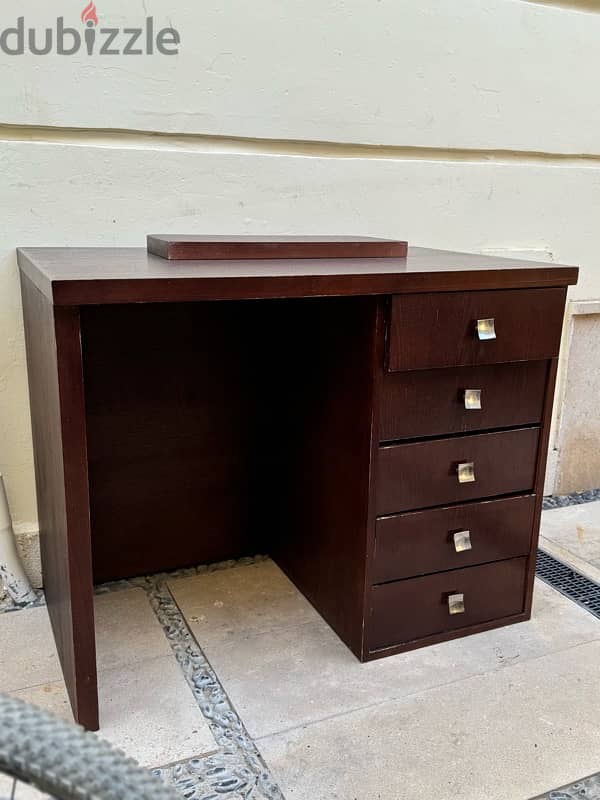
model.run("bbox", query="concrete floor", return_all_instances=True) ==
[1,502,600,799]
[0,589,216,767]
[540,501,600,583]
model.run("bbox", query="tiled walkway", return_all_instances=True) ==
[1,498,600,799]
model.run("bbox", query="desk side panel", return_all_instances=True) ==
[269,297,381,658]
[523,357,559,616]
[20,274,98,729]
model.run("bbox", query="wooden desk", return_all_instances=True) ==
[17,245,578,731]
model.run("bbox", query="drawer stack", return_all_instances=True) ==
[367,287,566,656]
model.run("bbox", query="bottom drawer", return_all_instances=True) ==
[368,557,527,651]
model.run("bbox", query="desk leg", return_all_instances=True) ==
[20,276,98,730]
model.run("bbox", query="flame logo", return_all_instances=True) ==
[81,1,99,25]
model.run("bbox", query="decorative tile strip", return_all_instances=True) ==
[144,561,284,800]
[95,555,268,595]
[530,772,600,799]
[0,587,45,614]
[542,488,600,509]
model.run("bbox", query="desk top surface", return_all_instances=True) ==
[17,246,578,306]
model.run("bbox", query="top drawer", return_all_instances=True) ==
[387,288,566,372]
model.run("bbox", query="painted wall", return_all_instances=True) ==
[1,0,599,583]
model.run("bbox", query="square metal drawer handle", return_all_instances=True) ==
[464,389,482,410]
[453,530,472,552]
[457,461,476,483]
[476,317,496,340]
[448,593,465,615]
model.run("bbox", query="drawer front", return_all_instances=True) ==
[376,428,539,515]
[380,361,547,442]
[372,495,535,584]
[369,557,527,651]
[388,288,566,372]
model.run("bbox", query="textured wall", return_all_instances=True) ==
[555,305,600,494]
[1,0,599,583]
[3,0,600,154]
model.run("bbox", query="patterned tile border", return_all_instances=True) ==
[530,772,600,799]
[0,587,44,614]
[148,577,283,800]
[542,488,600,509]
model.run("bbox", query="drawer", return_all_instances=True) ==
[369,557,527,651]
[376,427,539,515]
[372,495,535,583]
[380,361,547,441]
[388,288,566,372]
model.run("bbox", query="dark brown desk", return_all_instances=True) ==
[17,243,578,731]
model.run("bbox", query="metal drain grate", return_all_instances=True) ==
[536,549,600,619]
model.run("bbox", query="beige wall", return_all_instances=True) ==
[553,303,600,494]
[1,0,599,582]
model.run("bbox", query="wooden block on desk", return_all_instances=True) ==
[147,234,408,260]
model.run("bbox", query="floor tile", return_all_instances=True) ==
[0,605,62,693]
[94,587,172,670]
[168,560,317,649]
[98,655,217,766]
[0,588,172,694]
[258,640,600,800]
[173,562,600,739]
[11,654,217,768]
[1,587,217,768]
[540,503,600,563]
